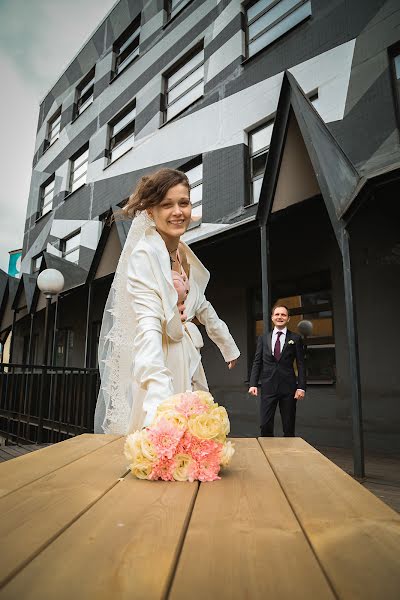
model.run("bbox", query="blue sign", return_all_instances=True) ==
[8,251,22,278]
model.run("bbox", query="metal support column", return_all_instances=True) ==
[27,312,34,364]
[260,224,271,334]
[37,296,52,444]
[341,228,365,478]
[84,283,92,368]
[9,309,17,363]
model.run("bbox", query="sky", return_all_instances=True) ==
[0,0,117,273]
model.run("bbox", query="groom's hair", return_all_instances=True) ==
[271,304,290,316]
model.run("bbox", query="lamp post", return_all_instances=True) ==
[36,269,64,443]
[37,269,64,365]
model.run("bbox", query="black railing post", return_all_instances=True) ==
[37,296,52,444]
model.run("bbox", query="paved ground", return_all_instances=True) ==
[1,442,399,513]
[316,445,400,513]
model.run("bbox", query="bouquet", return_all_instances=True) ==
[124,391,235,482]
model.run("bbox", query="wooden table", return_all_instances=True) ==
[0,435,399,599]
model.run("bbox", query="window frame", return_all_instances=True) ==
[74,67,95,120]
[46,108,62,149]
[61,229,81,264]
[31,254,42,274]
[163,44,205,124]
[248,119,274,205]
[112,16,141,79]
[38,175,56,218]
[389,43,400,135]
[108,99,136,164]
[69,145,89,194]
[180,156,203,229]
[245,0,312,59]
[165,0,193,21]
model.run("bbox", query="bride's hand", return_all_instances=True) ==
[227,359,237,370]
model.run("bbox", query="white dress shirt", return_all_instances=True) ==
[272,327,287,354]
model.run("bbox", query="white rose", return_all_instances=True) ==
[220,441,235,467]
[124,431,143,463]
[172,454,193,481]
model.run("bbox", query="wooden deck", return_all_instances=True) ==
[0,436,399,599]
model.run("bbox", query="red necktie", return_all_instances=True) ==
[274,331,283,360]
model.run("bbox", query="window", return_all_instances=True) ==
[75,68,95,118]
[108,101,136,163]
[46,109,61,148]
[246,0,312,58]
[113,17,140,77]
[39,176,55,217]
[248,92,318,204]
[62,230,81,264]
[31,254,42,274]
[164,46,204,122]
[183,158,203,229]
[69,146,89,193]
[166,0,192,20]
[249,120,274,204]
[55,329,74,367]
[390,48,400,123]
[253,283,335,384]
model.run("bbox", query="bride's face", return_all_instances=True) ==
[148,183,192,241]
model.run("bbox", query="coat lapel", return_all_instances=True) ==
[279,330,292,359]
[265,331,273,356]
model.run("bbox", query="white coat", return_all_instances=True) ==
[125,226,240,430]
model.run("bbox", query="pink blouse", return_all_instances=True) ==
[171,251,190,323]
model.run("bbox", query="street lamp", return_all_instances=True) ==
[37,269,64,366]
[36,268,64,444]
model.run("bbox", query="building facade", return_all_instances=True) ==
[1,0,399,451]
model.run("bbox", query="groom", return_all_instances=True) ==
[248,305,305,437]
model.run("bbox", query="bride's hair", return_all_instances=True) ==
[122,168,190,218]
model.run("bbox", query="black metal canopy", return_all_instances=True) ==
[256,71,366,243]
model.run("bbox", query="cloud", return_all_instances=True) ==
[0,0,116,273]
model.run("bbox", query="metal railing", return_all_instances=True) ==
[0,363,100,445]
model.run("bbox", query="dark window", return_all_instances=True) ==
[75,67,95,118]
[246,0,312,58]
[46,109,61,148]
[108,100,136,163]
[166,0,192,20]
[113,17,140,77]
[61,230,81,264]
[55,329,74,367]
[38,176,55,217]
[31,254,42,274]
[253,285,336,384]
[69,146,89,193]
[390,47,400,126]
[164,46,204,122]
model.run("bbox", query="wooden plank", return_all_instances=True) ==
[0,477,198,600]
[0,434,121,498]
[260,438,400,600]
[169,438,335,600]
[0,437,127,589]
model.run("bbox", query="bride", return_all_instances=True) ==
[94,168,240,434]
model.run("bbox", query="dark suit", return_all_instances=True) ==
[249,330,306,437]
